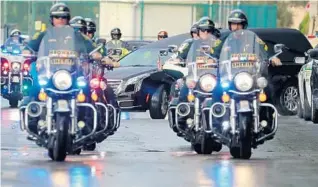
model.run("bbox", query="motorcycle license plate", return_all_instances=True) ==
[12,76,20,83]
[11,56,20,61]
[239,100,250,110]
[57,100,68,109]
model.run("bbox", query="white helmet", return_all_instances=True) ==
[10,29,21,37]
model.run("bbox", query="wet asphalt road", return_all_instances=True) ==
[1,98,318,187]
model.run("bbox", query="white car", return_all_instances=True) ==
[297,49,318,123]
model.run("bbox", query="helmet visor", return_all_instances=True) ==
[52,15,69,19]
[228,17,245,23]
[111,33,121,40]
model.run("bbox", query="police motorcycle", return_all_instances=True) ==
[167,37,223,154]
[83,42,121,151]
[19,26,104,161]
[202,30,282,159]
[1,43,33,107]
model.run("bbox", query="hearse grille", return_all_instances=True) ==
[107,79,122,91]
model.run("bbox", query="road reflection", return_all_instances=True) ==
[17,155,105,187]
[197,155,267,187]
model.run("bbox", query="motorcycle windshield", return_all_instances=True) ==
[186,36,218,78]
[219,30,268,82]
[36,26,88,78]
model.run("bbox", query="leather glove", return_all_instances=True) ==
[91,52,102,61]
[271,57,282,66]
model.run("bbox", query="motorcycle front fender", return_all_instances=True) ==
[53,99,71,113]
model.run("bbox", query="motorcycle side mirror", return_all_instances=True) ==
[200,45,211,53]
[168,45,178,53]
[159,49,169,56]
[274,44,285,53]
[308,48,318,60]
[97,38,106,45]
[294,57,306,64]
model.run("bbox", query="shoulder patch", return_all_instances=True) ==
[264,44,268,51]
[32,32,41,40]
[256,37,265,45]
[214,39,222,47]
[210,47,214,54]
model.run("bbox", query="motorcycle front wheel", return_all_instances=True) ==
[51,113,70,161]
[230,113,252,159]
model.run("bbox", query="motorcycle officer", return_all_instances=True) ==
[212,9,281,66]
[20,3,102,140]
[4,29,24,47]
[214,9,279,134]
[177,17,220,103]
[106,28,129,57]
[84,18,97,42]
[84,18,107,57]
[70,16,87,34]
[158,30,168,40]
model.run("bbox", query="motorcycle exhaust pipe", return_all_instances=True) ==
[27,103,43,118]
[176,103,191,117]
[211,102,226,118]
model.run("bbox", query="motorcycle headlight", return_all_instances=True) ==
[186,76,196,89]
[38,76,48,86]
[234,72,253,92]
[52,70,72,90]
[12,62,20,71]
[125,73,149,91]
[199,74,217,92]
[126,74,149,86]
[77,76,87,88]
[257,77,268,89]
[12,49,20,54]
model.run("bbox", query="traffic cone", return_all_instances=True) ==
[121,112,130,120]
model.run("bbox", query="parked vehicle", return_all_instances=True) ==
[297,48,318,122]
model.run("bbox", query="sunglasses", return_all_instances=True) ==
[53,15,68,19]
[199,28,209,32]
[158,35,167,38]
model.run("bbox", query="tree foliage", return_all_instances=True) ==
[277,2,294,28]
[299,12,310,34]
